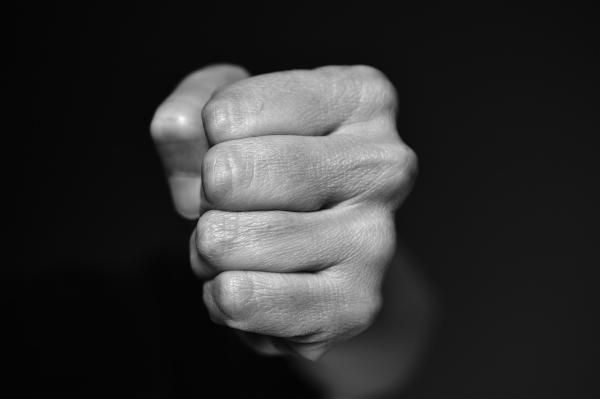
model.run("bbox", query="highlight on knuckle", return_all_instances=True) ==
[202,145,239,205]
[208,272,254,325]
[196,211,236,265]
[201,89,247,143]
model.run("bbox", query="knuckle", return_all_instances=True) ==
[202,144,240,206]
[207,272,254,325]
[196,211,235,265]
[150,101,203,141]
[190,230,211,279]
[402,144,419,183]
[201,89,248,143]
[201,96,233,143]
[372,142,419,203]
[392,142,418,176]
[391,142,419,189]
[351,65,398,110]
[353,65,393,90]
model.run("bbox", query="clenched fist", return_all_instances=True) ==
[150,64,417,360]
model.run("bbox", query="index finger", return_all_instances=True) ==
[202,65,398,145]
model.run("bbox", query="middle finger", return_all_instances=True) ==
[201,134,409,212]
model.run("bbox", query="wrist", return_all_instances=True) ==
[291,244,438,398]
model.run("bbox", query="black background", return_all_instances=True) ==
[6,2,600,398]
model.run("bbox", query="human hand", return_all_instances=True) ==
[150,64,417,360]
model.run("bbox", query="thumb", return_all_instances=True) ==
[150,64,249,218]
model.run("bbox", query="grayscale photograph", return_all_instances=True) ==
[7,2,599,398]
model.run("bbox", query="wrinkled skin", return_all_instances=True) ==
[150,64,418,361]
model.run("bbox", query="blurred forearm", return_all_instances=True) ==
[292,243,438,399]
